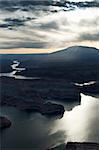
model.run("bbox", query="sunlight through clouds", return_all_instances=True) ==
[0,0,99,53]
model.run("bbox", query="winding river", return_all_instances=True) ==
[0,60,40,80]
[0,61,99,149]
[0,60,98,86]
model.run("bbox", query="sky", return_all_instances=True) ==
[0,0,99,54]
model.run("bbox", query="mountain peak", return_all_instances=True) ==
[48,45,99,64]
[51,46,98,55]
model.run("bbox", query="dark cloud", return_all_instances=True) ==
[0,0,99,12]
[18,0,52,7]
[0,17,33,29]
[17,41,47,49]
[0,24,10,28]
[5,18,24,26]
[53,0,99,9]
[79,33,99,41]
[0,19,24,30]
[0,41,48,49]
[39,18,69,30]
[70,1,99,8]
[0,0,51,12]
[39,21,59,30]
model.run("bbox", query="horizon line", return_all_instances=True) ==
[0,45,99,54]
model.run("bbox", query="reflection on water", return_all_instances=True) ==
[0,60,40,80]
[0,94,99,150]
[52,93,99,143]
[73,81,96,86]
[11,60,25,71]
[0,107,66,150]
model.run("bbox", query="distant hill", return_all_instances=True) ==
[52,46,99,61]
[0,46,99,82]
[38,46,99,81]
[42,46,99,67]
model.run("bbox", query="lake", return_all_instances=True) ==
[0,94,99,150]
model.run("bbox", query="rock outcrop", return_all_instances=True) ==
[0,116,11,128]
[48,142,99,150]
[41,102,65,117]
[20,102,65,117]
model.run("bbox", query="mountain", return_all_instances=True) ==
[50,46,99,61]
[43,46,99,67]
[51,46,99,59]
[39,46,99,81]
[1,46,99,82]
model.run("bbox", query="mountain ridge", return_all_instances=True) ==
[50,46,99,54]
[43,46,99,65]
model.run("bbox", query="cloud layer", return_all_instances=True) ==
[0,0,99,52]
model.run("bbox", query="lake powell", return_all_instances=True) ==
[0,46,99,149]
[1,94,99,150]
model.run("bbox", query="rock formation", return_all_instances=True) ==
[0,116,11,129]
[48,142,99,150]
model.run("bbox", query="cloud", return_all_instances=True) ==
[39,21,59,30]
[0,40,47,49]
[79,17,99,27]
[79,33,99,41]
[0,0,99,51]
[0,0,99,12]
[0,17,33,30]
[0,19,24,29]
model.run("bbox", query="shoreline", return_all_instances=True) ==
[48,142,99,150]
